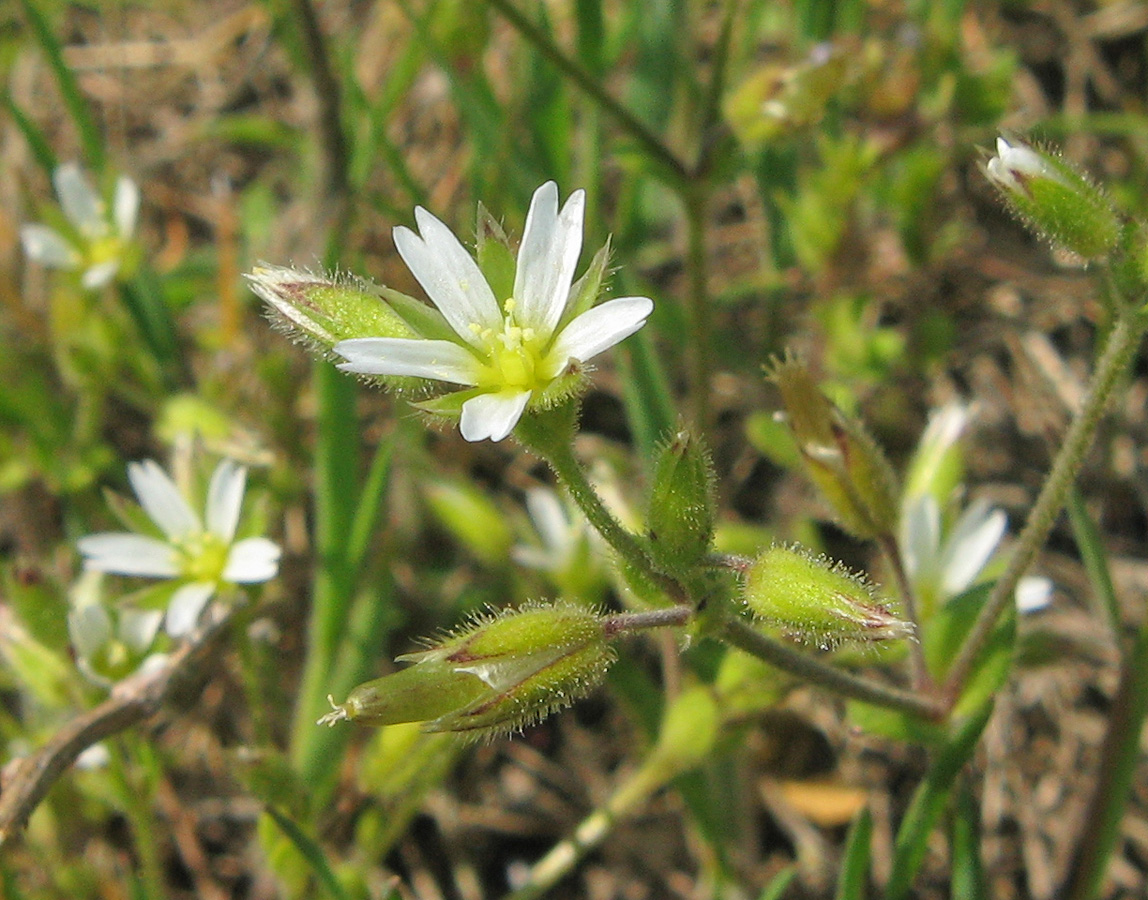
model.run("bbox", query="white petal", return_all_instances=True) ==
[336,337,480,385]
[1016,576,1053,613]
[21,225,82,268]
[128,460,201,539]
[165,582,215,637]
[941,500,1007,596]
[525,488,570,552]
[114,175,140,238]
[901,494,941,582]
[206,459,246,542]
[54,162,105,236]
[119,608,164,653]
[78,533,180,577]
[223,537,281,583]
[81,261,120,290]
[68,605,112,659]
[514,184,584,336]
[393,211,500,345]
[460,390,531,442]
[544,296,653,375]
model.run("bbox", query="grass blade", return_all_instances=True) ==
[1067,485,1121,637]
[264,805,349,900]
[835,807,872,900]
[17,0,104,171]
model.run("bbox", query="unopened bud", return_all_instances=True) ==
[743,544,912,648]
[647,431,716,576]
[985,137,1121,259]
[246,265,413,354]
[768,357,898,539]
[321,601,615,738]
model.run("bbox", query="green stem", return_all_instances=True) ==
[682,183,713,432]
[108,738,166,900]
[1061,613,1148,900]
[604,606,693,636]
[516,410,680,600]
[878,532,933,692]
[942,311,1148,705]
[483,0,689,185]
[720,615,944,720]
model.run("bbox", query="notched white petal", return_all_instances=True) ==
[82,261,120,290]
[545,296,653,374]
[336,337,480,385]
[114,175,140,238]
[128,460,201,539]
[223,537,282,583]
[21,225,81,269]
[78,533,180,577]
[460,390,531,442]
[165,582,216,637]
[54,162,104,235]
[394,211,500,341]
[206,459,247,542]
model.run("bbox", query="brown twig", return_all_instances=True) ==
[0,606,234,846]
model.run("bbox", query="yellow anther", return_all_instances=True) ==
[504,297,517,313]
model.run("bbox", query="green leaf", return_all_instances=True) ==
[2,91,57,174]
[885,702,994,900]
[835,807,873,900]
[950,781,987,900]
[263,806,349,900]
[757,866,797,900]
[617,328,676,462]
[925,583,1015,718]
[17,0,105,172]
[1067,486,1120,637]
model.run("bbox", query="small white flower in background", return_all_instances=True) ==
[78,458,280,637]
[335,181,654,442]
[21,161,140,290]
[67,570,165,686]
[513,487,599,572]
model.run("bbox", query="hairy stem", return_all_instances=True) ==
[942,312,1148,705]
[720,615,944,720]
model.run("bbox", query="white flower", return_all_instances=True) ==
[985,137,1062,197]
[335,182,654,442]
[78,459,281,636]
[21,162,139,290]
[67,570,164,686]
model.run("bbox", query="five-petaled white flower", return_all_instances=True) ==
[78,459,281,636]
[334,182,654,442]
[21,162,140,290]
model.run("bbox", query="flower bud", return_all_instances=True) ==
[246,265,413,354]
[985,137,1121,259]
[646,431,716,576]
[901,403,968,512]
[647,685,720,774]
[743,544,912,648]
[320,601,615,737]
[767,357,898,539]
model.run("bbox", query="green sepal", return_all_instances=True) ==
[379,287,458,343]
[557,238,612,332]
[646,430,716,577]
[476,203,516,302]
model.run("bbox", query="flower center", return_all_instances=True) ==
[87,234,124,268]
[177,532,230,583]
[471,299,546,391]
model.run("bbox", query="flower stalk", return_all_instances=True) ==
[942,310,1148,705]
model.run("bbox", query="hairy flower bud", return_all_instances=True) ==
[321,601,615,738]
[246,265,413,354]
[743,544,912,648]
[646,431,716,576]
[767,357,898,539]
[985,137,1121,259]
